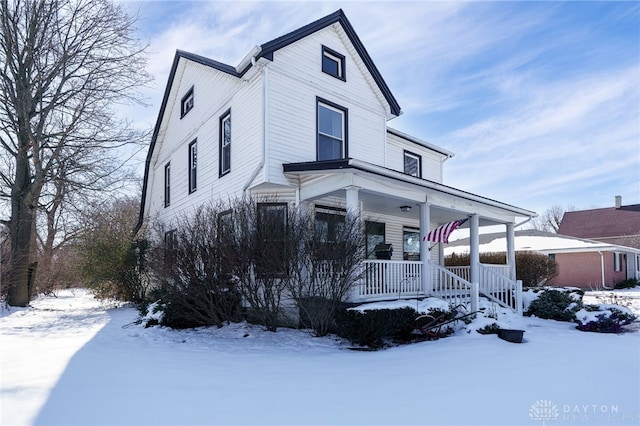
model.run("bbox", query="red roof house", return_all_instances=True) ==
[558,196,640,249]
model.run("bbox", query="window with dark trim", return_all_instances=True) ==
[614,252,623,272]
[404,150,422,178]
[366,221,386,259]
[322,45,346,81]
[164,229,176,267]
[188,140,197,193]
[403,227,420,261]
[217,210,234,276]
[256,203,288,277]
[164,162,171,207]
[219,109,231,176]
[317,98,347,161]
[180,87,194,118]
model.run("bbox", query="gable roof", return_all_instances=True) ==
[258,9,401,116]
[558,205,640,239]
[134,9,402,233]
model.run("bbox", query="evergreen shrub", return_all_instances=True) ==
[525,289,582,322]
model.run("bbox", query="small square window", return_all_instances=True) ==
[181,87,194,118]
[322,46,345,81]
[404,150,422,178]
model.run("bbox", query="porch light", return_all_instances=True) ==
[400,205,412,212]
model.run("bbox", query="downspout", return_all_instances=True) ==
[597,250,610,289]
[515,216,533,229]
[243,59,267,194]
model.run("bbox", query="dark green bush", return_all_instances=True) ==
[525,289,581,322]
[336,307,418,348]
[615,278,639,289]
[476,323,500,335]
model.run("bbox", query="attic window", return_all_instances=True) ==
[404,150,422,178]
[322,46,345,81]
[181,87,194,118]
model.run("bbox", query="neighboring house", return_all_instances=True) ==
[136,10,536,313]
[558,196,640,285]
[445,230,640,289]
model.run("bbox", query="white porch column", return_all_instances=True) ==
[469,214,480,312]
[345,186,360,218]
[506,222,516,281]
[419,203,431,294]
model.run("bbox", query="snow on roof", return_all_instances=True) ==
[444,231,640,255]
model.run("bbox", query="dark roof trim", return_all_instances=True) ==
[387,127,454,158]
[258,9,401,116]
[135,10,403,233]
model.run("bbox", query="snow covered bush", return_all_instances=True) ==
[525,288,583,322]
[575,304,637,333]
[336,300,459,348]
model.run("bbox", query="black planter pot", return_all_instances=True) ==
[498,328,525,343]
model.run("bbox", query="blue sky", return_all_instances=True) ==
[123,1,640,216]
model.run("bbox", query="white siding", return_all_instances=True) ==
[265,26,389,186]
[145,59,264,227]
[386,132,446,183]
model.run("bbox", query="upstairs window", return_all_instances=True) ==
[317,99,347,161]
[164,162,171,207]
[188,140,197,193]
[404,150,422,178]
[219,110,231,176]
[322,46,346,81]
[180,87,194,118]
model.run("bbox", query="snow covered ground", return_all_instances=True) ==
[1,289,639,426]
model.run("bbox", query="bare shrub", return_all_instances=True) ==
[153,205,241,329]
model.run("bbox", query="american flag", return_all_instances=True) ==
[423,218,468,244]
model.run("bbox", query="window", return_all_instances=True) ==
[257,203,288,276]
[322,46,345,81]
[317,99,347,161]
[217,210,233,239]
[614,252,623,272]
[164,162,171,207]
[404,150,422,178]
[164,229,176,267]
[365,221,386,259]
[217,210,233,276]
[314,207,347,260]
[219,110,231,176]
[180,87,194,118]
[188,140,197,193]
[403,228,420,261]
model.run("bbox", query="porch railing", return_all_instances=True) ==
[478,264,522,314]
[445,264,511,281]
[359,260,423,300]
[431,264,475,309]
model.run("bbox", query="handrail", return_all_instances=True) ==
[431,263,477,310]
[478,264,521,313]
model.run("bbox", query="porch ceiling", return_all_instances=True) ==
[283,159,537,226]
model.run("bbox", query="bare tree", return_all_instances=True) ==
[0,0,150,306]
[531,204,573,233]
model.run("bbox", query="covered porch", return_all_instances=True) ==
[283,158,536,314]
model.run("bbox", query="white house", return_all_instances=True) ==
[136,10,536,313]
